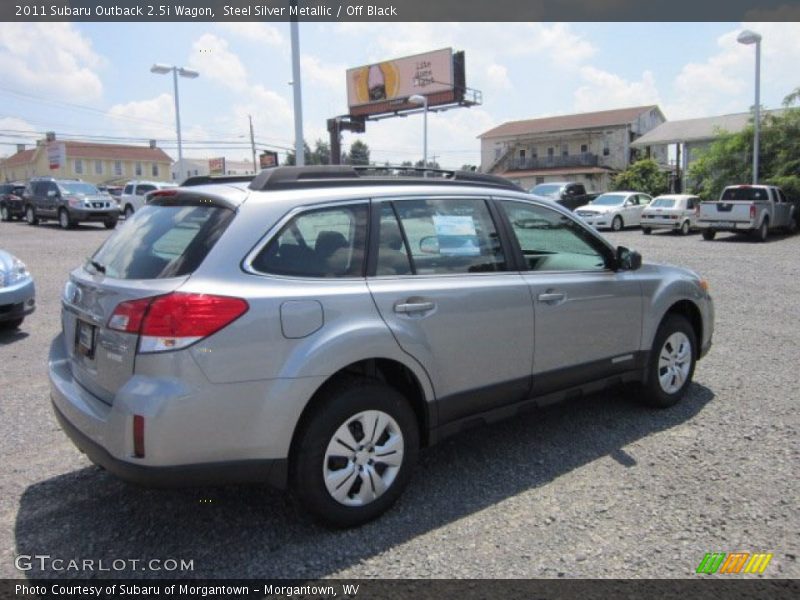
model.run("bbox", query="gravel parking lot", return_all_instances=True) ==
[1,219,798,579]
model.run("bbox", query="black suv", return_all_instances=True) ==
[0,183,26,221]
[24,178,119,229]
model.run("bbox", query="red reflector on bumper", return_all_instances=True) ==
[133,415,145,458]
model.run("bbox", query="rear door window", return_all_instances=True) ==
[89,204,234,279]
[251,204,368,278]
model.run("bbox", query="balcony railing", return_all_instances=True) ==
[506,153,599,171]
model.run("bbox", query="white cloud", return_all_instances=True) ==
[574,67,661,113]
[301,55,346,90]
[107,93,177,140]
[485,64,512,91]
[217,23,284,46]
[0,23,105,102]
[188,33,249,91]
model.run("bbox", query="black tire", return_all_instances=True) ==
[25,206,38,226]
[640,314,697,408]
[785,215,797,235]
[0,206,9,222]
[58,208,73,229]
[611,215,623,231]
[124,205,134,219]
[701,229,716,241]
[754,219,768,242]
[0,317,23,330]
[291,377,419,528]
[104,217,118,229]
[680,220,691,236]
[642,227,652,235]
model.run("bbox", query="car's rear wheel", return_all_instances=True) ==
[754,219,768,242]
[640,314,696,408]
[0,206,9,222]
[611,215,623,231]
[291,377,419,528]
[25,206,38,226]
[642,227,652,235]
[680,220,691,236]
[701,229,716,241]
[58,208,73,229]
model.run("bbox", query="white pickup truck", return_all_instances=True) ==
[697,184,799,242]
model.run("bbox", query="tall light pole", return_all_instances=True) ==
[737,29,761,184]
[409,94,428,168]
[289,5,304,166]
[151,63,199,183]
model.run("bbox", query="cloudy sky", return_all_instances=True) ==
[1,21,799,168]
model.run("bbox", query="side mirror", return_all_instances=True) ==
[616,246,642,271]
[419,236,440,254]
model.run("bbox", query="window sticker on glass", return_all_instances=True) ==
[432,215,480,256]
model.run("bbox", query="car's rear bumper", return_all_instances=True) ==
[696,220,754,231]
[642,219,684,229]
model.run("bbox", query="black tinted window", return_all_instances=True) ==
[720,187,769,201]
[89,205,234,279]
[252,204,368,278]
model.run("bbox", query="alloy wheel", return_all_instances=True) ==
[658,332,692,394]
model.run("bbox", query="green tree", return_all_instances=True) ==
[415,159,441,169]
[310,139,331,165]
[344,140,370,165]
[611,159,669,196]
[689,106,800,200]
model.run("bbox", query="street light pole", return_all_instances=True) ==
[151,63,199,183]
[737,29,762,184]
[409,94,428,168]
[290,5,305,167]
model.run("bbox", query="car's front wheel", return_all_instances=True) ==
[611,215,623,231]
[58,208,73,229]
[124,205,134,219]
[25,206,38,226]
[640,314,696,408]
[291,377,419,528]
[0,206,9,222]
[0,317,23,330]
[104,217,118,229]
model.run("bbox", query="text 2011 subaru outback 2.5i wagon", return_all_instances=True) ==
[49,166,714,527]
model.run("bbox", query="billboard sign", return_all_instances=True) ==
[208,157,226,175]
[347,48,454,117]
[259,151,278,168]
[47,142,66,170]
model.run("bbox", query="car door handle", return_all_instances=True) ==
[394,301,435,314]
[537,292,566,304]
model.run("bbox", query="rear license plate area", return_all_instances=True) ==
[75,320,97,359]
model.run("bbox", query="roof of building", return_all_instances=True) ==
[0,141,173,167]
[501,166,615,178]
[479,105,660,139]
[1,148,37,168]
[631,110,785,147]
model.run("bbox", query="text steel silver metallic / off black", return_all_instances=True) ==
[49,166,714,527]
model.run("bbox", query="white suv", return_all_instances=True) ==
[120,181,177,218]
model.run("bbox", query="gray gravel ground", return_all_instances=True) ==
[0,219,798,579]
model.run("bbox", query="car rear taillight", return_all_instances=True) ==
[108,292,249,353]
[750,205,756,219]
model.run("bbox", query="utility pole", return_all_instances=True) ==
[248,115,257,173]
[290,4,304,166]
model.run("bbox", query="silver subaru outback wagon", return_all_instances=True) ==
[49,166,714,527]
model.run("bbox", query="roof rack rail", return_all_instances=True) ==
[248,165,524,192]
[181,174,255,187]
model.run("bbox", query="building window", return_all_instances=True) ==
[94,160,103,175]
[135,162,143,176]
[547,147,554,157]
[494,147,502,159]
[535,176,545,184]
[152,163,159,177]
[74,159,83,175]
[561,144,569,157]
[114,161,123,176]
[531,148,538,158]
[581,144,588,153]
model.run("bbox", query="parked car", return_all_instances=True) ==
[575,191,652,230]
[23,178,119,229]
[697,184,799,242]
[641,194,701,235]
[529,181,600,211]
[50,166,714,527]
[120,181,177,218]
[0,249,35,330]
[0,183,27,221]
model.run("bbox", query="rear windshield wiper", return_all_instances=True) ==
[89,260,106,274]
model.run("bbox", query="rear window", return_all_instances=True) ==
[650,198,676,208]
[720,187,770,201]
[88,204,234,279]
